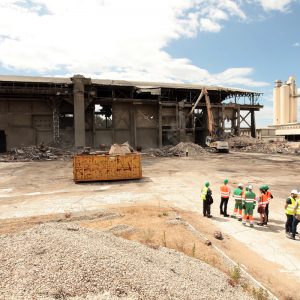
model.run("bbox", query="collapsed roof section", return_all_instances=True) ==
[0,74,262,105]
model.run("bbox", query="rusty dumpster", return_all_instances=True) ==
[73,153,142,183]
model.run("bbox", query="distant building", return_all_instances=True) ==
[272,76,300,141]
[241,128,285,142]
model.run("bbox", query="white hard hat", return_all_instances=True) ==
[248,184,253,190]
[238,183,243,187]
[291,189,298,194]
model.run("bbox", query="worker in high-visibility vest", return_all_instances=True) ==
[242,184,256,227]
[220,179,230,217]
[231,183,244,221]
[285,190,298,236]
[201,181,213,218]
[263,185,273,225]
[291,192,300,240]
[257,185,273,226]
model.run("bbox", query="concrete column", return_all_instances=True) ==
[221,105,225,133]
[71,75,90,148]
[131,104,137,148]
[250,110,256,138]
[236,106,241,136]
[158,103,162,148]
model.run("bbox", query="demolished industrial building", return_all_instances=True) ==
[0,74,262,152]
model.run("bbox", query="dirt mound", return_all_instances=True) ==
[0,223,253,300]
[0,144,72,161]
[145,142,206,157]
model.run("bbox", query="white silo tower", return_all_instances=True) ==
[287,76,297,123]
[273,80,281,125]
[279,83,290,124]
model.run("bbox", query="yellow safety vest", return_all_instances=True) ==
[201,186,208,201]
[285,197,296,215]
[295,199,300,215]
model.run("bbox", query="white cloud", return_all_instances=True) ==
[256,104,273,127]
[258,0,294,11]
[255,92,274,126]
[292,42,300,47]
[0,0,268,87]
[199,18,222,32]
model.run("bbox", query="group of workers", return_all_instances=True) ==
[201,180,300,240]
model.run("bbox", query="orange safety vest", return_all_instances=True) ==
[265,191,272,203]
[259,191,272,208]
[220,184,230,198]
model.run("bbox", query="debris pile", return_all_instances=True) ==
[169,142,206,156]
[145,142,206,157]
[227,136,259,148]
[0,223,253,299]
[228,137,300,154]
[109,142,133,155]
[0,144,72,162]
[240,142,295,154]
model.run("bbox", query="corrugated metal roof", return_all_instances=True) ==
[0,74,262,94]
[91,78,262,94]
[0,75,71,84]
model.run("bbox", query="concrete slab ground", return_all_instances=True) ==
[0,152,300,291]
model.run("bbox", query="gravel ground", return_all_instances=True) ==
[0,223,253,300]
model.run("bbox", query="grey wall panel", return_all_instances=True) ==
[36,130,53,145]
[115,130,131,144]
[59,129,74,146]
[0,115,8,127]
[9,102,31,113]
[6,127,35,148]
[9,114,32,127]
[94,130,113,147]
[136,128,158,148]
[32,115,52,129]
[85,131,93,147]
[32,102,51,114]
[136,105,158,128]
[0,101,7,112]
[113,103,131,129]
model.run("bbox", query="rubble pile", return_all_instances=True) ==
[0,144,72,162]
[228,137,300,154]
[109,142,133,155]
[240,142,297,154]
[227,136,259,148]
[145,142,206,157]
[169,142,206,156]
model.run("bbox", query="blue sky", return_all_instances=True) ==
[0,0,299,126]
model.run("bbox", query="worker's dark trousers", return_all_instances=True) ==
[265,203,269,223]
[203,201,211,216]
[285,214,294,233]
[292,217,299,237]
[220,197,229,215]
